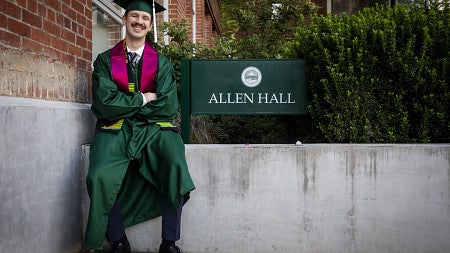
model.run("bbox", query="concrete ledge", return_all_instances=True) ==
[81,144,450,253]
[0,96,96,253]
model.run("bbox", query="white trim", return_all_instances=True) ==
[192,0,196,43]
[152,0,157,43]
[164,0,169,45]
[164,0,169,22]
[327,0,332,13]
[92,0,123,24]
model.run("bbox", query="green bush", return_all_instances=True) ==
[290,2,449,142]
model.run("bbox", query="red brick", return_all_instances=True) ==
[56,12,63,24]
[76,12,87,28]
[0,30,21,48]
[42,0,59,11]
[86,40,92,50]
[8,17,31,36]
[60,52,75,65]
[61,28,75,41]
[68,44,82,56]
[30,28,53,45]
[84,27,92,39]
[0,13,7,29]
[22,9,42,28]
[22,37,43,53]
[37,3,47,17]
[64,4,76,20]
[40,43,59,60]
[71,0,84,14]
[77,25,84,37]
[47,9,56,22]
[83,49,92,61]
[43,20,60,36]
[63,16,71,29]
[51,37,67,52]
[71,21,79,34]
[55,22,62,37]
[16,0,26,8]
[3,1,21,19]
[76,57,86,69]
[76,34,87,48]
[27,0,37,13]
[65,7,80,21]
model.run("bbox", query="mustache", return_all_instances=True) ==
[131,23,146,29]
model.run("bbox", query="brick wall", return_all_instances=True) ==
[167,0,219,44]
[0,0,92,103]
[204,15,212,45]
[169,0,189,20]
[107,18,122,49]
[194,0,203,42]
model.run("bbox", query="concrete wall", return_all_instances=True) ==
[1,95,448,253]
[81,144,450,253]
[0,96,95,253]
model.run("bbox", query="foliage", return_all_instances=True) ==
[289,2,450,142]
[220,0,319,58]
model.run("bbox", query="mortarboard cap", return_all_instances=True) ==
[114,0,166,15]
[114,0,166,43]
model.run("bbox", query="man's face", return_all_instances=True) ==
[123,10,152,41]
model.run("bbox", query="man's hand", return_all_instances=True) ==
[143,92,157,103]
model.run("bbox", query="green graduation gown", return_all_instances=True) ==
[84,42,195,250]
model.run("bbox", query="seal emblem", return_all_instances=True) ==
[241,66,262,88]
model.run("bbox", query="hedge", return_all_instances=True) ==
[291,2,449,142]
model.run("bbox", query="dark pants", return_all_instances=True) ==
[107,197,183,244]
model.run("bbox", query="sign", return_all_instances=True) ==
[181,59,308,142]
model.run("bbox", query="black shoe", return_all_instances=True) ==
[110,238,131,253]
[158,243,183,253]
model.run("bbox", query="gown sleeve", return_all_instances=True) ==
[91,52,144,121]
[136,55,179,122]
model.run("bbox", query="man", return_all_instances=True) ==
[84,1,195,252]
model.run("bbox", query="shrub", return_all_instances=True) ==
[290,2,449,142]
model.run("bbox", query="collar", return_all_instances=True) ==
[127,45,145,57]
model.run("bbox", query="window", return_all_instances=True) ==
[92,0,123,62]
[331,0,370,15]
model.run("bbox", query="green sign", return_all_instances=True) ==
[181,59,308,143]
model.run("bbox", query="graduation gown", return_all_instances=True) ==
[84,41,195,250]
